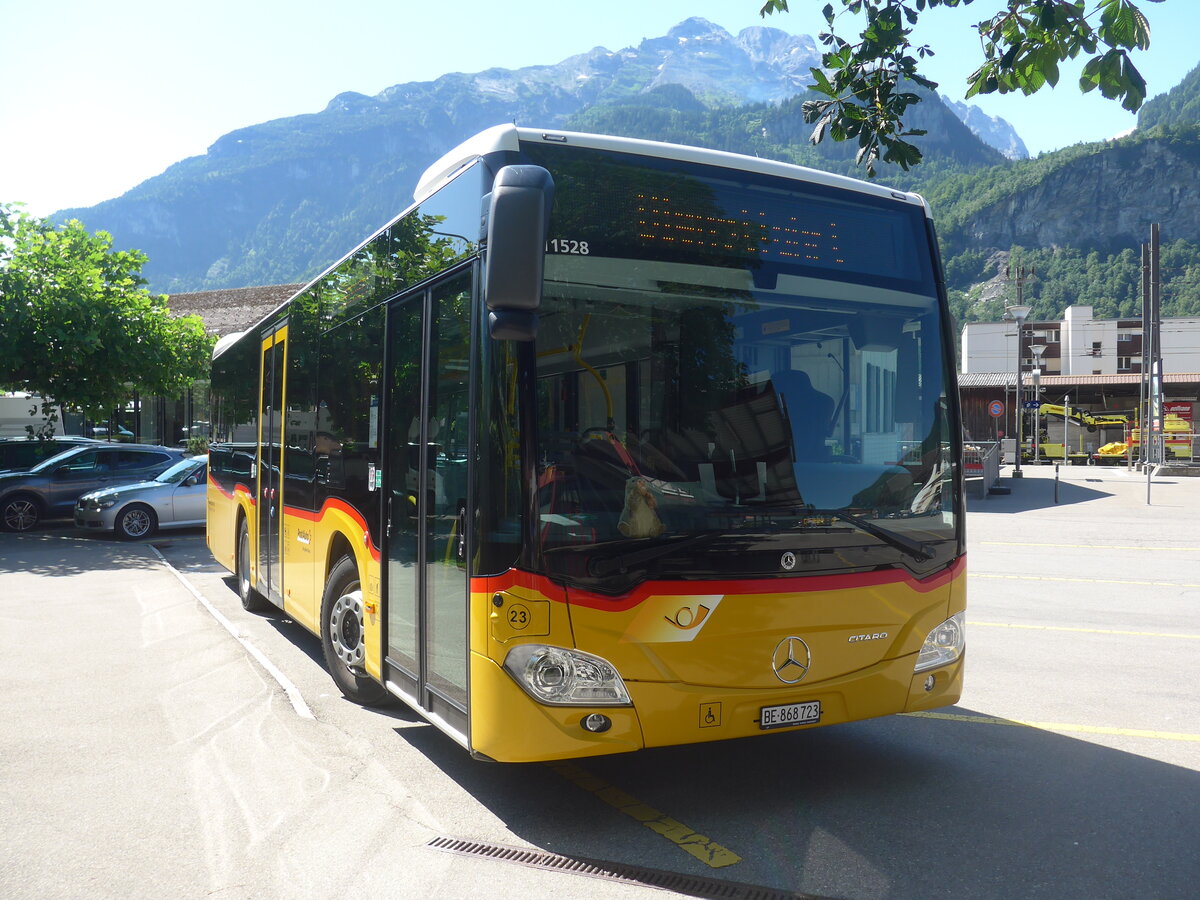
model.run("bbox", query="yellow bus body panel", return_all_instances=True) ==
[470,561,965,762]
[206,481,253,580]
[284,500,384,681]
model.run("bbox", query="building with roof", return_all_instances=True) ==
[959,305,1199,455]
[168,283,305,337]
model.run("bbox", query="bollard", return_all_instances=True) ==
[1054,464,1060,504]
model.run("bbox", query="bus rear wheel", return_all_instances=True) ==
[321,556,389,706]
[237,519,270,612]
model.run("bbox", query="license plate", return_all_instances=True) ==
[760,700,821,730]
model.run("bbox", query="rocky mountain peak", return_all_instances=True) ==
[946,100,1029,160]
[665,17,726,41]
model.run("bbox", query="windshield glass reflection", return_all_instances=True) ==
[533,258,956,581]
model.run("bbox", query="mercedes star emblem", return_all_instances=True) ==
[772,636,811,684]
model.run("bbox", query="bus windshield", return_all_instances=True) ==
[521,144,958,586]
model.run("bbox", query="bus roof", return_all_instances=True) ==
[414,124,929,212]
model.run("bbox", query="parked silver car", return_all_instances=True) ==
[0,443,186,531]
[75,456,207,539]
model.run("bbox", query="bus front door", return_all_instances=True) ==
[383,273,471,738]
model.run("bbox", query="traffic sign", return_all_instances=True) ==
[1023,400,1041,409]
[988,400,1004,418]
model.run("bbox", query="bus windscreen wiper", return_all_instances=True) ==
[801,509,934,561]
[586,530,732,578]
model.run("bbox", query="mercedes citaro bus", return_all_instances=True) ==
[207,125,966,762]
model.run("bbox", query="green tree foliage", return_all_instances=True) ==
[1138,61,1200,128]
[760,0,1164,174]
[0,204,214,434]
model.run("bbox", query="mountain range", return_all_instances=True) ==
[55,19,1200,324]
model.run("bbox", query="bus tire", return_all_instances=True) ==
[321,556,389,706]
[237,519,270,612]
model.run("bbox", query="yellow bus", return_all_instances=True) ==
[207,126,966,762]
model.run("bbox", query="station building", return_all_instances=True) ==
[959,305,1200,455]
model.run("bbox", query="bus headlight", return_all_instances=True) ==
[914,612,965,673]
[503,644,631,706]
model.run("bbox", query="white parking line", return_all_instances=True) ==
[972,620,1200,640]
[979,541,1200,552]
[148,545,314,720]
[974,572,1200,589]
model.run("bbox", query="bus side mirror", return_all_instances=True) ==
[483,165,554,341]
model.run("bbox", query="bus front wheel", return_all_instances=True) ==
[321,556,389,706]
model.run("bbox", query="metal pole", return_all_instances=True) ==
[1064,393,1070,469]
[1140,242,1150,468]
[1006,301,1032,478]
[1014,319,1025,478]
[1033,369,1041,463]
[1151,223,1163,468]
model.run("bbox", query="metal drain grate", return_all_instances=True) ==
[426,836,820,899]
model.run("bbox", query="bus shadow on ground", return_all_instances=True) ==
[401,708,1200,899]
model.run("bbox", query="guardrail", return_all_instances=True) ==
[963,441,1001,498]
[1159,432,1199,465]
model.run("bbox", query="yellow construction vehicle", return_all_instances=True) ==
[1093,414,1193,464]
[1021,404,1128,464]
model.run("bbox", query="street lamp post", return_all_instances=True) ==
[1031,344,1046,463]
[1006,304,1032,478]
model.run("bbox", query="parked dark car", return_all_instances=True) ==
[0,436,100,473]
[0,443,187,531]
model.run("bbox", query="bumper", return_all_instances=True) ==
[74,509,113,530]
[468,649,965,763]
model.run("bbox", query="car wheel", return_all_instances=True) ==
[116,504,157,540]
[321,555,388,706]
[237,519,270,612]
[2,494,41,532]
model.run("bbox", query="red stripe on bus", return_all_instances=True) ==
[476,555,965,611]
[283,498,380,561]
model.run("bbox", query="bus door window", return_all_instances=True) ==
[384,297,423,679]
[382,270,471,718]
[424,274,471,708]
[258,327,286,600]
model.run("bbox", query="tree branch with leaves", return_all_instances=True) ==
[760,0,1163,175]
[0,203,214,436]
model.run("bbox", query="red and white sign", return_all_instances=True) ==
[1165,401,1193,422]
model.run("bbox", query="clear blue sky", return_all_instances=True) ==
[2,0,1194,217]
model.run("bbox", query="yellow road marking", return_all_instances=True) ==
[980,540,1200,552]
[971,620,1200,640]
[550,762,741,868]
[905,711,1200,743]
[974,572,1200,589]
